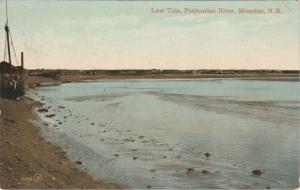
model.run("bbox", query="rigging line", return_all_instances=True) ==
[9,31,19,66]
[9,31,20,78]
[4,34,7,62]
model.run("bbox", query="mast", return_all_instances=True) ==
[5,24,12,65]
[5,0,12,65]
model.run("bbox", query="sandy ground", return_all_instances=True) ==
[0,75,122,189]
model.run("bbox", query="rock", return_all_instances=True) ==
[51,176,56,181]
[133,156,138,160]
[163,156,167,159]
[45,114,55,118]
[252,169,262,176]
[114,154,119,157]
[186,168,194,174]
[5,118,16,123]
[91,123,95,125]
[149,169,156,173]
[138,136,144,139]
[10,184,16,188]
[146,185,152,189]
[204,152,210,158]
[266,187,271,189]
[38,108,48,113]
[58,106,66,109]
[76,160,82,165]
[58,122,62,125]
[201,170,209,174]
[15,154,22,161]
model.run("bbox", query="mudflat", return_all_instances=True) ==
[0,75,121,189]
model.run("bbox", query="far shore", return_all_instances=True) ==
[25,69,300,88]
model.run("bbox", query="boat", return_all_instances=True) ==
[0,0,25,99]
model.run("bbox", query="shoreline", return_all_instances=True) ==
[27,73,300,88]
[0,76,123,188]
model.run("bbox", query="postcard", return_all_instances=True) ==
[0,0,299,189]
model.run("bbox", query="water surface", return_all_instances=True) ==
[30,79,300,189]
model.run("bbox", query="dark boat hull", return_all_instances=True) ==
[0,79,25,99]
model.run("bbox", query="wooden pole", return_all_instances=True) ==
[21,52,24,79]
[5,25,11,65]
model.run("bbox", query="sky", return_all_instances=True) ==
[0,0,299,70]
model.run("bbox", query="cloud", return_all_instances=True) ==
[59,14,141,29]
[239,14,297,27]
[161,14,212,24]
[2,0,298,70]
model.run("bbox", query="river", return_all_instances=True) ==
[29,79,300,189]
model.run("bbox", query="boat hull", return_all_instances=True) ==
[0,79,25,99]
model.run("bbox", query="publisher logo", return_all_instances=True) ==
[20,174,42,183]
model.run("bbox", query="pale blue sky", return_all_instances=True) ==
[0,0,299,69]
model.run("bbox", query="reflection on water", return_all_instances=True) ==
[30,79,300,189]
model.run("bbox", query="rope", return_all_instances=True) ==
[9,31,19,66]
[4,34,7,62]
[9,31,20,78]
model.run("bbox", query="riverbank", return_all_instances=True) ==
[25,72,300,89]
[0,76,121,189]
[27,70,300,86]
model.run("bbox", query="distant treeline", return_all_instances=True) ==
[27,69,300,75]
